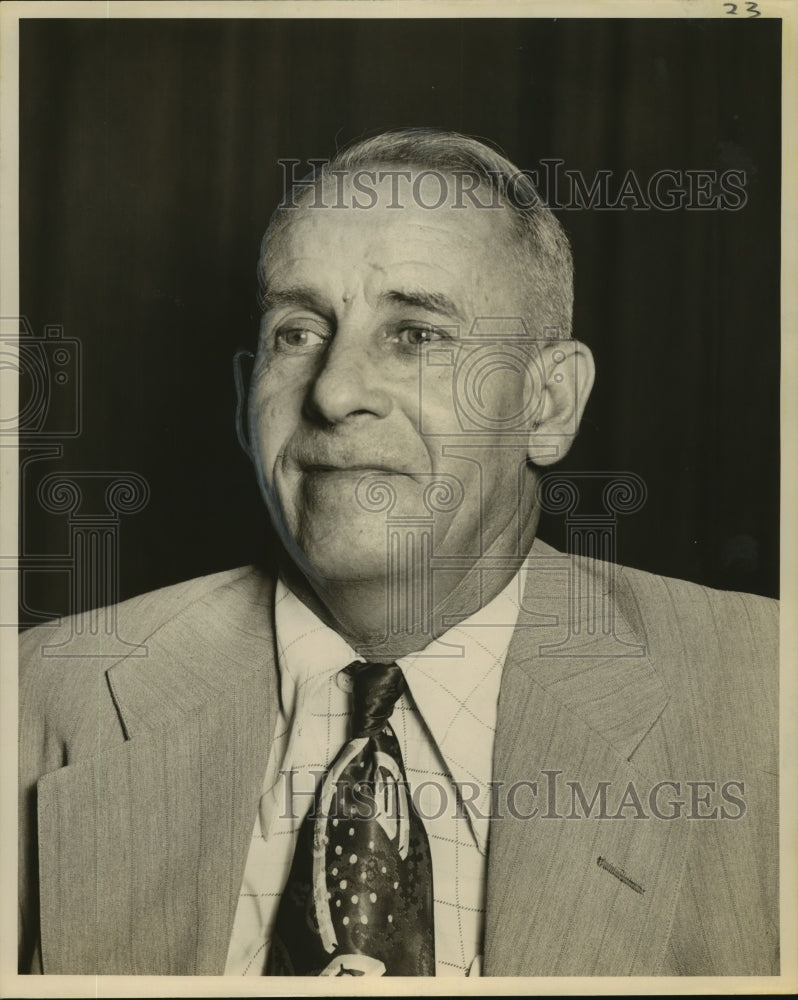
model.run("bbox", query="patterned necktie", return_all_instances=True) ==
[266,661,436,976]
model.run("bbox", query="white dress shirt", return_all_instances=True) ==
[224,568,525,976]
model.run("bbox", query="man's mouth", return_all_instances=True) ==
[303,463,407,474]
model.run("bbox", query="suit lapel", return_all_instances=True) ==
[37,569,278,975]
[484,544,691,975]
[36,549,691,975]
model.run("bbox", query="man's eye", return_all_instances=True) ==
[393,325,448,348]
[274,327,328,350]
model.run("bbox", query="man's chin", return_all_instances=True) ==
[302,537,392,581]
[286,520,392,586]
[277,474,436,583]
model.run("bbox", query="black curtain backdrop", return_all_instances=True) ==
[18,17,781,622]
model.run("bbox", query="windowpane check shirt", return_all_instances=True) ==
[224,569,525,976]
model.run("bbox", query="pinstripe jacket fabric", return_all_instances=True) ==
[18,539,779,976]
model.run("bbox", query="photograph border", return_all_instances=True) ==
[1,1,795,996]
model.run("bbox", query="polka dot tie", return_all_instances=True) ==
[266,661,436,976]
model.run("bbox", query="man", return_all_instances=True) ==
[18,129,779,977]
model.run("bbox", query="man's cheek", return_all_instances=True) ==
[251,393,295,454]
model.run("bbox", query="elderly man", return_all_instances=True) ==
[18,129,778,977]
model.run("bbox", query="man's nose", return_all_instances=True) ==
[304,335,393,425]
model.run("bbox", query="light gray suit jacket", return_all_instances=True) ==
[18,540,779,976]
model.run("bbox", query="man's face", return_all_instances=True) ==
[249,172,547,584]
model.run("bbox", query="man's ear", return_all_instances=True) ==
[233,349,255,458]
[528,338,595,467]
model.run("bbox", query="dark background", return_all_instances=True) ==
[17,17,781,622]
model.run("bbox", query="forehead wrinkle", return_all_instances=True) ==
[359,259,470,321]
[277,201,505,249]
[267,195,516,278]
[378,287,467,325]
[262,201,521,323]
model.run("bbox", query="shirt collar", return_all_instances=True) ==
[274,569,525,853]
[273,580,360,722]
[396,576,522,851]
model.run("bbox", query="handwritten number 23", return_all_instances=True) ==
[724,2,762,15]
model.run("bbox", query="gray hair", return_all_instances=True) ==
[259,127,574,339]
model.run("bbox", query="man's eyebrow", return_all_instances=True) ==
[260,286,329,315]
[381,288,465,323]
[260,285,465,324]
